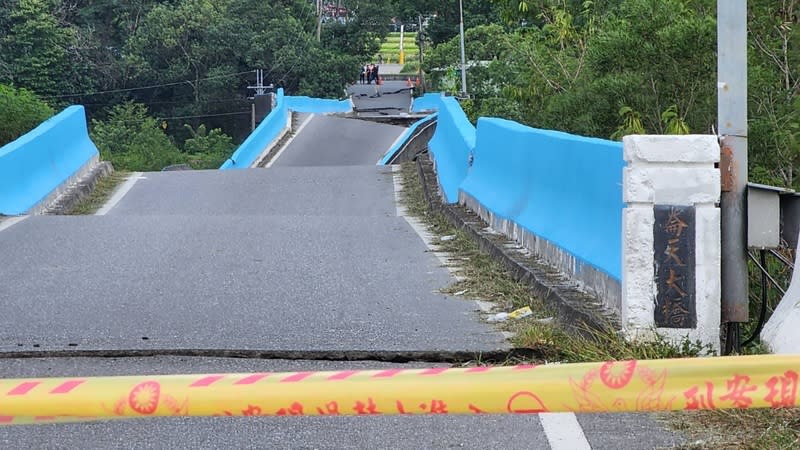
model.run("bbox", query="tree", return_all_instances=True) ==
[90,102,186,171]
[0,0,89,96]
[747,0,800,187]
[123,0,240,106]
[0,84,54,146]
[182,124,234,169]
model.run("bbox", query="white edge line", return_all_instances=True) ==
[0,215,28,233]
[391,166,458,276]
[377,129,411,165]
[95,172,143,216]
[265,114,314,168]
[539,412,592,450]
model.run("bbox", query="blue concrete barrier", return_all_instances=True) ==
[0,106,98,215]
[379,113,437,165]
[285,96,352,114]
[427,96,475,203]
[411,93,443,113]
[221,89,289,170]
[460,118,625,280]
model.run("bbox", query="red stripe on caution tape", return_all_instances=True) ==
[327,371,359,381]
[8,382,41,396]
[190,375,226,388]
[49,380,84,394]
[234,374,270,385]
[280,372,315,383]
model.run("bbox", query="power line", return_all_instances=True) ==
[42,71,255,99]
[103,110,251,126]
[158,111,250,121]
[81,98,251,107]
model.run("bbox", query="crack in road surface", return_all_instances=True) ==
[0,348,541,364]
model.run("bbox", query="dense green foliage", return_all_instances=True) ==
[0,0,796,181]
[0,0,387,169]
[0,84,54,146]
[419,0,799,189]
[90,102,232,171]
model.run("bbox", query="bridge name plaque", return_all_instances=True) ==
[653,205,696,328]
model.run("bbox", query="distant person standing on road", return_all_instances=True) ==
[359,65,366,84]
[371,64,379,85]
[367,63,375,84]
[377,54,383,65]
[374,71,382,97]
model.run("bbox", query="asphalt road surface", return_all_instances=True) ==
[0,104,689,448]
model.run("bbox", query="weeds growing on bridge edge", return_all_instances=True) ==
[398,161,800,449]
[64,171,129,215]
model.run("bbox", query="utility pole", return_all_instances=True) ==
[399,25,405,65]
[247,69,273,130]
[458,0,467,98]
[418,14,425,93]
[718,0,748,354]
[316,0,323,42]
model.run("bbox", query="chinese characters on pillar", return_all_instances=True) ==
[653,205,696,328]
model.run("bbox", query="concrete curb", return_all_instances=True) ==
[253,111,294,168]
[38,158,114,215]
[413,153,619,334]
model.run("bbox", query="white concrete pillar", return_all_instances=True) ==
[622,135,721,353]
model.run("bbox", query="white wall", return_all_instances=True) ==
[761,241,800,353]
[622,135,721,353]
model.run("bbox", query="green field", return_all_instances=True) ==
[375,32,418,65]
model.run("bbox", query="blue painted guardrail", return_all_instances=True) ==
[378,113,438,165]
[411,92,444,113]
[0,106,99,215]
[221,89,289,170]
[427,96,475,203]
[460,118,625,280]
[285,96,352,114]
[221,90,354,169]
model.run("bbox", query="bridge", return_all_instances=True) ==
[0,77,796,447]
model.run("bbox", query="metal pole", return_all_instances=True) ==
[418,14,425,94]
[718,0,749,351]
[400,25,405,65]
[316,0,323,42]
[458,0,467,97]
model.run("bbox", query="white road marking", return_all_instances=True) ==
[0,215,28,233]
[539,412,592,450]
[94,172,143,216]
[391,164,466,273]
[265,114,315,168]
[392,166,593,450]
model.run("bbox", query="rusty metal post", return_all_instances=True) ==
[718,0,749,351]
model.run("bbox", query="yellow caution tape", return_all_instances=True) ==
[0,354,798,425]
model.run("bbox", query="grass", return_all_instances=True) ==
[64,171,129,215]
[669,408,800,449]
[376,32,420,65]
[399,161,703,362]
[398,160,800,447]
[400,62,421,75]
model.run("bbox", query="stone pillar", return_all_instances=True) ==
[622,135,721,353]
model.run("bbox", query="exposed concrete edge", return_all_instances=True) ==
[414,153,619,334]
[383,116,438,165]
[459,191,622,316]
[251,111,293,168]
[30,155,113,215]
